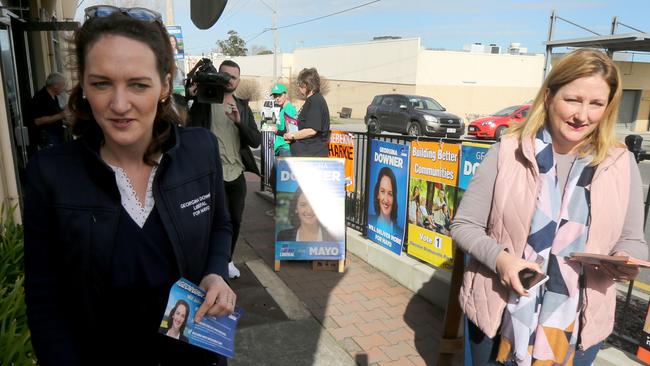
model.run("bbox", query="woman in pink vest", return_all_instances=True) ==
[451,48,647,365]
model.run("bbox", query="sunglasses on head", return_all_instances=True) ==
[84,5,162,23]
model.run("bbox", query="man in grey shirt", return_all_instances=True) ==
[215,60,261,279]
[188,60,261,279]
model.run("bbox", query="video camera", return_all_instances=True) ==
[186,58,231,104]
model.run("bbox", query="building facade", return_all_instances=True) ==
[200,37,650,132]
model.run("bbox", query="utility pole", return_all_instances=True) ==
[272,0,278,82]
[260,0,279,82]
[166,0,174,25]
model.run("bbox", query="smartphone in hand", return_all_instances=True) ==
[519,268,549,292]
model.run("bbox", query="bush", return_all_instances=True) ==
[0,205,36,365]
[235,79,261,102]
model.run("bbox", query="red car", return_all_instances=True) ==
[467,104,531,140]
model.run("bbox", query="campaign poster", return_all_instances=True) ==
[406,141,460,271]
[275,158,346,261]
[458,142,492,191]
[328,130,355,192]
[366,140,410,255]
[166,25,185,60]
[159,278,243,358]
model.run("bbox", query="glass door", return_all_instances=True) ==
[0,23,27,207]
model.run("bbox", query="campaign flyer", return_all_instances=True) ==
[406,141,460,271]
[275,158,346,260]
[328,130,356,192]
[366,140,410,255]
[159,278,243,358]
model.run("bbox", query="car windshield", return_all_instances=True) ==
[408,97,444,111]
[492,105,520,117]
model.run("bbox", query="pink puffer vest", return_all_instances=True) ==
[459,135,630,350]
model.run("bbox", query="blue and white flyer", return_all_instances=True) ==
[159,278,243,358]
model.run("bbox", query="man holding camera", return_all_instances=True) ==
[187,59,261,279]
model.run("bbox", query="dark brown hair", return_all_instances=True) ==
[288,186,324,228]
[167,299,190,335]
[68,12,182,165]
[219,59,241,73]
[374,167,398,222]
[297,67,320,94]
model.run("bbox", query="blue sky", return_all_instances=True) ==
[77,1,650,56]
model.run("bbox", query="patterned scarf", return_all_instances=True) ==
[497,128,595,365]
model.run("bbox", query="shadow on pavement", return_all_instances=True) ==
[236,173,456,365]
[235,174,349,365]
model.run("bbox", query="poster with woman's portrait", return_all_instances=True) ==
[366,140,410,255]
[166,25,185,60]
[275,158,346,260]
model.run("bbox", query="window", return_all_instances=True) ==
[409,97,443,111]
[381,97,394,107]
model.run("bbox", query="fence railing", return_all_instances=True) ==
[258,130,646,352]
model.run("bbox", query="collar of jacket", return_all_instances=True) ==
[77,121,181,196]
[516,132,627,182]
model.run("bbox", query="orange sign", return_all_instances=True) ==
[409,141,460,186]
[328,130,355,192]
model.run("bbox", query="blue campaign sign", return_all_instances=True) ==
[166,25,185,60]
[458,142,491,190]
[275,158,346,260]
[366,140,410,255]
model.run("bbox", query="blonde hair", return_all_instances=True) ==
[507,48,623,164]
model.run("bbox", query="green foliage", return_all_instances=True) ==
[0,205,36,365]
[217,30,248,56]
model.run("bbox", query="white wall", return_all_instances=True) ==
[417,50,545,87]
[293,38,421,84]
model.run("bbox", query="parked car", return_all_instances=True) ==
[467,104,531,140]
[364,94,464,138]
[261,99,281,121]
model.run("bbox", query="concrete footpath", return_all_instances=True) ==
[230,173,644,365]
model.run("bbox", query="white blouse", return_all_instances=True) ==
[108,163,158,228]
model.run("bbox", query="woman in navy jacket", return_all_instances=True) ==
[24,7,234,366]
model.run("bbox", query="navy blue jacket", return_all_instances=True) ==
[23,124,232,365]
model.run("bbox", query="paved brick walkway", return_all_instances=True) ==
[241,174,449,365]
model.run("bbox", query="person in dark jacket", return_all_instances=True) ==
[283,67,331,157]
[186,59,261,279]
[28,72,67,154]
[23,7,234,366]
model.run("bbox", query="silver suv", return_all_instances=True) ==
[364,94,464,137]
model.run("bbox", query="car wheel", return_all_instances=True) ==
[495,126,507,141]
[367,118,380,134]
[407,122,421,136]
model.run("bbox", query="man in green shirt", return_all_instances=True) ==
[271,83,296,157]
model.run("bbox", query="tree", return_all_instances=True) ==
[235,79,261,101]
[249,45,272,56]
[217,30,247,56]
